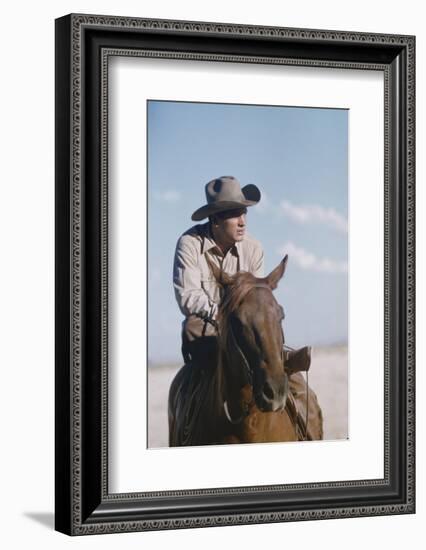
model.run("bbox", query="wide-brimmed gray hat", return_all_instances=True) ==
[191,176,261,221]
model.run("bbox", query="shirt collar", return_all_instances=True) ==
[202,222,241,257]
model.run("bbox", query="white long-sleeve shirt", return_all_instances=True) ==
[173,222,264,320]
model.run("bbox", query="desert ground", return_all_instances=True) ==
[148,345,348,448]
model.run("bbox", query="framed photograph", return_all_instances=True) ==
[55,14,415,535]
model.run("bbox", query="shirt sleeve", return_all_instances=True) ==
[173,236,217,319]
[250,241,265,278]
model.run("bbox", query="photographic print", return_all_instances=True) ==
[56,15,414,534]
[147,100,348,448]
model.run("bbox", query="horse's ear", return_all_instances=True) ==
[264,255,288,290]
[205,253,233,286]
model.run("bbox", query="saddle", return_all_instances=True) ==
[170,360,218,446]
[177,338,321,443]
[286,372,324,441]
[281,347,323,440]
[284,346,312,376]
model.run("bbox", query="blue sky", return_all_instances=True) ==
[148,100,348,363]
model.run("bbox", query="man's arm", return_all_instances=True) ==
[250,240,265,278]
[173,236,217,320]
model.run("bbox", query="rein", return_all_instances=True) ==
[223,316,311,440]
[221,282,296,431]
[284,344,310,441]
[218,275,311,441]
[220,282,270,424]
[222,318,253,424]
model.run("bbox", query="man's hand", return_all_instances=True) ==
[205,316,219,330]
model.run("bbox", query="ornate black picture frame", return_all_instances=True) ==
[55,14,415,535]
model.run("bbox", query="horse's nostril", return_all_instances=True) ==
[263,382,274,401]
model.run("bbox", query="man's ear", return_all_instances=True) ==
[264,255,288,290]
[205,254,233,286]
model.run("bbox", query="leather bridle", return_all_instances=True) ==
[221,283,288,424]
[221,284,310,440]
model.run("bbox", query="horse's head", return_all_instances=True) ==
[208,255,289,415]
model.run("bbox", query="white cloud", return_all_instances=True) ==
[278,241,348,274]
[280,200,348,234]
[153,190,181,203]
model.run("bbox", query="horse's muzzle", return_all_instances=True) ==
[255,373,289,412]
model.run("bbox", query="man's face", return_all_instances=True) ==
[214,207,247,245]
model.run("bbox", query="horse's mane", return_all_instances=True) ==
[216,271,271,356]
[218,271,260,320]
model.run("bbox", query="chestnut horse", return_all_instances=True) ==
[168,256,323,446]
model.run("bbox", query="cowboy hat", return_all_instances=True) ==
[191,176,261,221]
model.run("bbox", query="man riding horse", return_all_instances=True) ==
[170,176,323,445]
[173,175,311,376]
